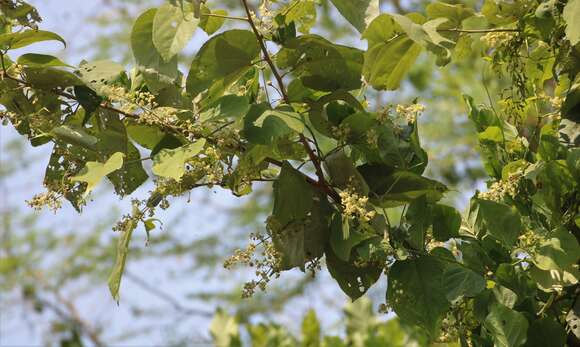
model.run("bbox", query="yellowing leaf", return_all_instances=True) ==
[152,139,206,180]
[563,0,580,45]
[70,152,125,196]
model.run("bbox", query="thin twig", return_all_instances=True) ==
[124,271,213,318]
[440,28,520,34]
[200,13,248,21]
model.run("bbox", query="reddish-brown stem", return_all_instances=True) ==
[239,0,341,204]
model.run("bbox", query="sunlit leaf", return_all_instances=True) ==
[151,139,206,180]
[70,152,125,196]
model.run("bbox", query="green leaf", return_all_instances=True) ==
[74,86,102,123]
[153,2,199,62]
[329,214,373,262]
[463,94,500,132]
[491,284,518,309]
[199,95,250,122]
[494,263,536,299]
[426,2,474,27]
[301,310,321,347]
[534,229,580,271]
[328,0,379,33]
[567,148,580,181]
[210,309,242,347]
[443,264,486,302]
[186,30,259,99]
[363,15,424,90]
[367,170,447,207]
[108,215,138,303]
[23,67,83,89]
[431,204,461,241]
[151,139,206,180]
[132,8,179,92]
[566,298,580,340]
[404,197,431,250]
[254,109,305,133]
[280,0,316,33]
[77,60,125,95]
[326,245,382,301]
[0,29,65,49]
[277,35,364,92]
[529,264,579,292]
[538,122,563,161]
[243,104,294,145]
[126,122,177,150]
[484,304,529,347]
[51,125,98,151]
[200,6,226,35]
[474,199,522,247]
[17,53,70,68]
[526,317,567,347]
[387,256,449,338]
[324,150,369,194]
[94,112,148,196]
[270,163,331,270]
[70,152,125,196]
[563,0,580,45]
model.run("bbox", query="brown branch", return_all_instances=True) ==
[30,272,106,347]
[239,0,341,204]
[124,270,214,318]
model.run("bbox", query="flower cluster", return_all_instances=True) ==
[137,107,179,128]
[331,123,351,142]
[26,190,62,213]
[549,96,563,110]
[224,230,283,298]
[480,31,515,48]
[112,199,152,233]
[339,186,376,223]
[478,172,523,202]
[376,105,392,124]
[518,228,546,252]
[395,103,425,124]
[366,128,379,149]
[187,146,225,185]
[252,1,274,36]
[214,126,242,150]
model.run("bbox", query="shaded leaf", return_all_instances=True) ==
[484,304,528,347]
[387,256,449,338]
[328,0,379,33]
[443,264,486,302]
